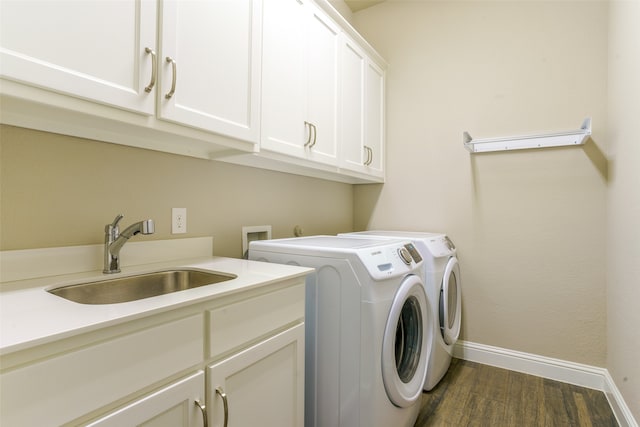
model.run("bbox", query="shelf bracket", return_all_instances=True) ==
[463,118,592,153]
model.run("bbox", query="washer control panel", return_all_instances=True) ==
[404,243,422,262]
[357,241,423,280]
[398,247,412,265]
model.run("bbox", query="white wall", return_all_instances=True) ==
[353,1,609,366]
[607,0,640,420]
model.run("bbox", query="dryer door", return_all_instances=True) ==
[381,274,430,408]
[439,257,461,345]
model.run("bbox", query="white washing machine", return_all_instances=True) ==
[341,231,462,391]
[249,236,432,427]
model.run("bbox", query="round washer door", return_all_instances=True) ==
[381,274,430,408]
[439,257,462,345]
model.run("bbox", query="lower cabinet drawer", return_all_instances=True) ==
[207,282,305,358]
[0,314,204,426]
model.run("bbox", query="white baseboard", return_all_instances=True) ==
[453,340,638,427]
[603,370,639,427]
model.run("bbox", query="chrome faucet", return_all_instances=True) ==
[103,214,155,274]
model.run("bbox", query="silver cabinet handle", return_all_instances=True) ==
[216,387,229,427]
[364,146,373,165]
[304,122,317,148]
[165,56,177,99]
[194,399,208,427]
[144,47,157,93]
[304,121,313,147]
[309,123,317,148]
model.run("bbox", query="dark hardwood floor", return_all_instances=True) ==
[415,358,618,427]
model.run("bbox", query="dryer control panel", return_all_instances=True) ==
[424,235,456,257]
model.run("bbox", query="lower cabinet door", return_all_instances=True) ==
[207,323,305,427]
[87,371,206,427]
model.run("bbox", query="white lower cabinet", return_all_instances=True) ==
[208,324,305,427]
[0,281,305,426]
[88,324,304,427]
[0,314,205,426]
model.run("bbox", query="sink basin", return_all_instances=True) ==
[47,269,237,304]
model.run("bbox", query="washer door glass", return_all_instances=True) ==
[381,274,431,408]
[439,257,461,345]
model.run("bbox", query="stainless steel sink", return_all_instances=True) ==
[47,269,237,304]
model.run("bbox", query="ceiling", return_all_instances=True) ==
[344,0,386,12]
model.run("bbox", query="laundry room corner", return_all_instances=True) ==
[352,0,608,368]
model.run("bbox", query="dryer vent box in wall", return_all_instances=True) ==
[242,225,272,259]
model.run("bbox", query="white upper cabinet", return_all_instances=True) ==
[0,0,157,115]
[340,36,385,179]
[260,0,307,157]
[340,38,367,172]
[0,0,261,152]
[305,3,341,165]
[364,60,385,176]
[158,0,262,142]
[0,0,385,182]
[261,0,340,166]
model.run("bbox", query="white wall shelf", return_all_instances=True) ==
[463,118,592,153]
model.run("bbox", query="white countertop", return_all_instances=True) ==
[0,256,312,356]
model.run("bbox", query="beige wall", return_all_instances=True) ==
[2,1,635,414]
[607,1,640,420]
[353,1,609,366]
[0,125,354,257]
[329,0,354,23]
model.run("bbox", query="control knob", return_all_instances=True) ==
[398,247,413,265]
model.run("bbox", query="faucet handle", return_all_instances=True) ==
[106,214,124,234]
[110,214,124,228]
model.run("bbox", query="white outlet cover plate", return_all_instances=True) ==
[172,208,187,234]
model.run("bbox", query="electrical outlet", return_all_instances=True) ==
[172,208,187,234]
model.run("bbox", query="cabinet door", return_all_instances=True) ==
[364,60,385,176]
[305,3,340,166]
[260,0,308,157]
[208,324,304,427]
[340,40,385,180]
[0,0,156,115]
[87,372,205,427]
[340,37,367,171]
[158,0,261,143]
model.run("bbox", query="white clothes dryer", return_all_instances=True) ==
[249,236,432,427]
[341,231,462,391]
